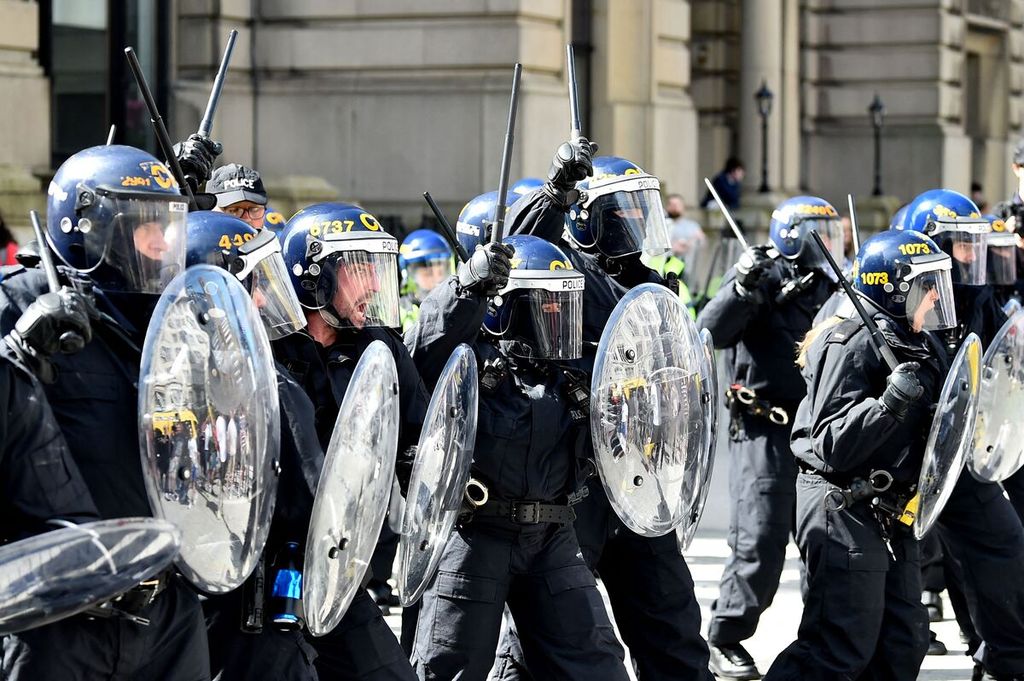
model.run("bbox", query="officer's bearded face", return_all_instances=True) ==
[333,262,381,329]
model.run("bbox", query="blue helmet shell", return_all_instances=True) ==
[510,177,544,196]
[889,204,910,230]
[46,144,182,274]
[768,196,840,260]
[853,229,947,321]
[901,189,980,235]
[279,202,393,309]
[482,234,581,339]
[567,156,648,251]
[455,190,518,255]
[399,229,452,268]
[263,205,287,234]
[185,210,258,271]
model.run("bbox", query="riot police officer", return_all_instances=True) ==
[764,228,953,680]
[0,144,210,679]
[405,233,631,681]
[278,202,429,680]
[398,229,455,331]
[898,190,1024,681]
[498,149,715,681]
[183,210,321,681]
[696,196,842,679]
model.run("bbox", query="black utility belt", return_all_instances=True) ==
[474,499,576,526]
[726,385,790,425]
[801,465,918,530]
[84,571,171,626]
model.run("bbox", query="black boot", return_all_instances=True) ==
[709,643,761,680]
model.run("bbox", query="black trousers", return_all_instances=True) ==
[493,482,713,681]
[936,473,1024,676]
[411,519,629,681]
[1002,468,1024,526]
[308,588,415,681]
[708,414,798,646]
[764,473,928,681]
[2,577,210,681]
[204,590,318,681]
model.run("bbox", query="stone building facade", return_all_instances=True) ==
[1,0,1022,239]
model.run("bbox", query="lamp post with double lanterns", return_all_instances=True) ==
[755,81,773,194]
[869,93,885,196]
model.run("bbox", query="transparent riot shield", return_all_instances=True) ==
[139,265,280,594]
[914,333,982,539]
[396,344,478,607]
[591,283,710,537]
[677,328,719,552]
[969,311,1024,482]
[0,518,180,635]
[304,341,399,636]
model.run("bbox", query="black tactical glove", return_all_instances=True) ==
[173,134,222,194]
[734,246,773,296]
[396,445,415,498]
[458,242,515,296]
[880,361,924,422]
[5,289,95,383]
[542,137,598,208]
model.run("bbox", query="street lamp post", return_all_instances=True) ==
[755,81,773,193]
[869,93,885,196]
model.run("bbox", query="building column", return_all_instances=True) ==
[738,0,782,197]
[780,0,800,193]
[0,0,49,237]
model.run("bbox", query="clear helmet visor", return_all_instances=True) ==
[798,218,845,268]
[906,268,957,332]
[406,259,454,300]
[250,251,307,340]
[523,289,584,360]
[988,234,1018,286]
[317,251,400,330]
[933,220,989,286]
[588,187,672,259]
[69,190,188,293]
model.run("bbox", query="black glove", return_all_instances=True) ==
[734,246,773,294]
[396,445,415,498]
[173,134,222,194]
[543,137,598,208]
[5,289,95,383]
[880,361,924,422]
[458,242,515,296]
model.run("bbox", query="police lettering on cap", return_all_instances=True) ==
[208,164,268,207]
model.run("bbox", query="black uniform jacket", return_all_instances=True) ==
[0,266,156,519]
[405,278,580,503]
[791,314,947,485]
[698,261,834,409]
[0,345,98,541]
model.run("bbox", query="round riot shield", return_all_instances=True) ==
[0,518,180,635]
[139,265,280,594]
[914,333,982,539]
[591,283,709,537]
[304,341,399,636]
[396,344,478,607]
[677,328,719,552]
[969,311,1024,482]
